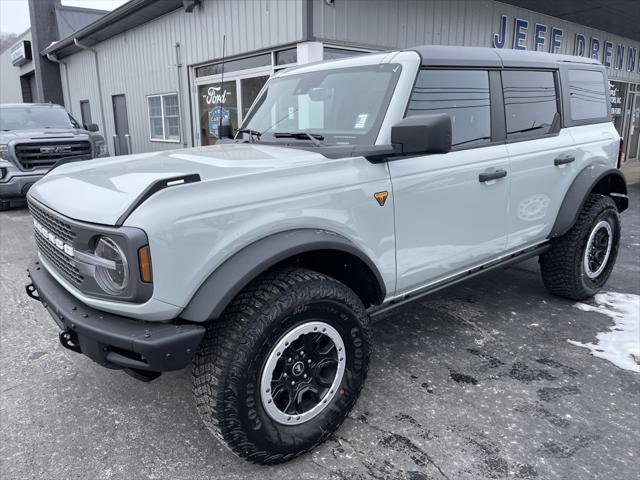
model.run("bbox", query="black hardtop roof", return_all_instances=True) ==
[409,45,603,69]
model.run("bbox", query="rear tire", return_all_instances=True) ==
[540,194,620,300]
[192,267,371,464]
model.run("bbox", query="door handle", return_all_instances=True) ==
[554,154,575,166]
[479,169,507,183]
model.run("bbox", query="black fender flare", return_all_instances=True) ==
[180,229,386,322]
[549,164,628,238]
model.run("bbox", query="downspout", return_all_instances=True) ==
[175,42,188,148]
[73,38,107,136]
[46,52,71,113]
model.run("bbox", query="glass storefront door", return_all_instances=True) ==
[241,76,269,119]
[198,80,238,146]
[628,93,640,162]
[194,67,271,145]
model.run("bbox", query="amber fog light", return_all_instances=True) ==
[138,245,152,283]
[94,236,129,295]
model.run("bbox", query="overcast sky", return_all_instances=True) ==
[1,0,128,34]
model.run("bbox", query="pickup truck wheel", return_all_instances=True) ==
[540,194,620,300]
[192,267,371,464]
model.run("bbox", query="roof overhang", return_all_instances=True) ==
[499,0,640,42]
[43,0,183,58]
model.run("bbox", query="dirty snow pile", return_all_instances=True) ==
[569,292,640,373]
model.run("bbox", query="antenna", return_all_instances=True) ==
[220,34,225,94]
[216,34,228,139]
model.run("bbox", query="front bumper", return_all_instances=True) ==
[26,257,205,378]
[0,173,44,199]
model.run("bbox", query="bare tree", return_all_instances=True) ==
[0,32,20,54]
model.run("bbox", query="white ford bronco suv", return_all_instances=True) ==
[25,46,627,464]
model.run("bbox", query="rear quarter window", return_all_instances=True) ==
[502,70,559,141]
[568,69,608,121]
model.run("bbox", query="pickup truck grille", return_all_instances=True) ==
[15,141,91,170]
[28,200,84,287]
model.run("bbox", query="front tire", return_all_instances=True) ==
[540,194,620,300]
[192,267,371,464]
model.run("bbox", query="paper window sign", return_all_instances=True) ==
[209,106,230,136]
[354,113,368,129]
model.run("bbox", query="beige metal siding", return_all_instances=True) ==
[313,0,640,83]
[62,0,304,153]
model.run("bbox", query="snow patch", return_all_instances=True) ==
[568,292,640,373]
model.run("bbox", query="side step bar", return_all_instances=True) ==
[369,243,550,317]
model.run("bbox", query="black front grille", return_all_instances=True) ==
[28,200,83,287]
[15,141,91,170]
[28,200,76,244]
[34,231,84,286]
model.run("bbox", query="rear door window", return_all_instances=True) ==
[406,69,491,148]
[502,70,559,141]
[567,69,608,121]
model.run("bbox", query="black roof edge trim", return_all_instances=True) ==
[42,0,183,57]
[408,45,603,69]
[115,173,201,227]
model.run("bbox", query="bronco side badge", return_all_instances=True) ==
[374,191,389,207]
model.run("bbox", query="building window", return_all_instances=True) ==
[80,100,92,128]
[275,47,297,66]
[568,69,608,121]
[406,69,491,148]
[323,47,368,60]
[147,93,180,142]
[502,70,559,140]
[195,53,271,78]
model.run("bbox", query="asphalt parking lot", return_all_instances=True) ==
[1,167,639,480]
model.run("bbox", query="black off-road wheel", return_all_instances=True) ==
[192,267,371,465]
[540,194,620,300]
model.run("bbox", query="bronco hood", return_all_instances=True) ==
[28,143,326,225]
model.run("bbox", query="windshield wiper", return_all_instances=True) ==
[273,132,324,147]
[236,128,262,143]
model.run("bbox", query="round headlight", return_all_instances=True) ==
[94,236,129,294]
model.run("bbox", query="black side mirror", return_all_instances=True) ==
[218,118,233,139]
[85,123,99,132]
[391,113,452,155]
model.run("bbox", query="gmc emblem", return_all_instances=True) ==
[40,145,72,154]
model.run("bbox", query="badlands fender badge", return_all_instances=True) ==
[374,191,388,207]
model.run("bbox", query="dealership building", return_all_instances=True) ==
[4,0,640,160]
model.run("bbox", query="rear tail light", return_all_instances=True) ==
[618,139,625,168]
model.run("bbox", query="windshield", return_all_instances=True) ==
[241,63,402,145]
[0,106,80,131]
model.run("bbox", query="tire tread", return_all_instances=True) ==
[540,194,619,300]
[192,267,370,465]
